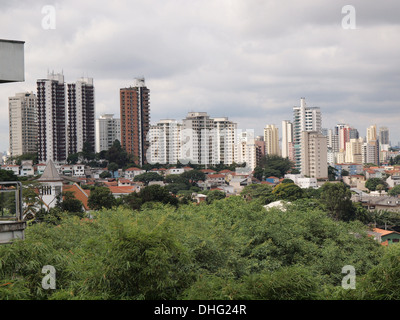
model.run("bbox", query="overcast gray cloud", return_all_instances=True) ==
[1,0,400,153]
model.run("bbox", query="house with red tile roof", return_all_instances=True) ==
[63,183,91,211]
[368,228,400,246]
[107,186,139,198]
[118,178,133,187]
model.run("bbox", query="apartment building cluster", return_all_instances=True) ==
[6,71,395,182]
[9,72,96,164]
[147,112,257,170]
[7,74,151,167]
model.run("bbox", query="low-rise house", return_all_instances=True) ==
[200,169,217,175]
[364,167,386,180]
[107,186,139,198]
[192,193,207,204]
[63,183,91,211]
[72,164,86,177]
[1,164,20,176]
[343,175,367,191]
[91,168,108,179]
[354,195,400,212]
[35,163,47,175]
[229,177,250,194]
[206,174,226,186]
[150,168,167,176]
[368,228,400,246]
[20,160,34,176]
[386,175,400,189]
[218,170,234,176]
[118,178,133,187]
[265,176,280,185]
[335,164,363,178]
[166,167,185,175]
[284,174,318,189]
[124,167,146,180]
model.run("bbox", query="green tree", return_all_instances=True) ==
[365,178,388,192]
[253,166,265,181]
[319,182,354,221]
[88,187,116,210]
[271,183,305,202]
[99,171,112,179]
[388,185,400,196]
[105,140,132,167]
[328,166,338,181]
[205,190,226,204]
[67,153,80,165]
[123,192,143,210]
[58,191,84,215]
[240,184,274,204]
[180,170,206,183]
[341,169,349,177]
[0,169,18,182]
[139,185,178,206]
[107,162,119,178]
[134,172,164,186]
[263,155,294,178]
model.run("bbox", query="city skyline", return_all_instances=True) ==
[1,0,400,153]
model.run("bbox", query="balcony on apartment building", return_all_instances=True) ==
[0,39,26,244]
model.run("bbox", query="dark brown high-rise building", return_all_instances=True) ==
[120,78,150,166]
[37,72,67,164]
[67,77,95,155]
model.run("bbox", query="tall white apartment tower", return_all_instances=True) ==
[67,77,95,155]
[147,119,182,165]
[293,98,322,172]
[95,114,121,153]
[182,112,216,165]
[37,72,67,164]
[213,117,237,165]
[281,120,293,159]
[8,92,38,157]
[236,130,257,170]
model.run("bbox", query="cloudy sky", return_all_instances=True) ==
[1,0,399,153]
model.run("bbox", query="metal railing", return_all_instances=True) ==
[0,181,23,221]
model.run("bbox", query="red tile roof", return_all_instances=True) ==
[63,184,90,211]
[207,174,225,179]
[107,186,137,194]
[125,167,143,171]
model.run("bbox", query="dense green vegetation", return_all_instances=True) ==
[1,185,399,300]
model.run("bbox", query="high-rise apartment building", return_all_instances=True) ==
[120,78,150,166]
[95,114,121,153]
[213,117,237,165]
[8,92,38,157]
[293,98,322,172]
[264,124,280,156]
[300,131,328,179]
[367,125,377,143]
[345,137,363,164]
[37,72,67,164]
[182,112,216,165]
[67,77,95,155]
[281,120,293,160]
[147,119,182,165]
[237,130,257,170]
[363,140,380,165]
[379,126,389,146]
[255,136,266,167]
